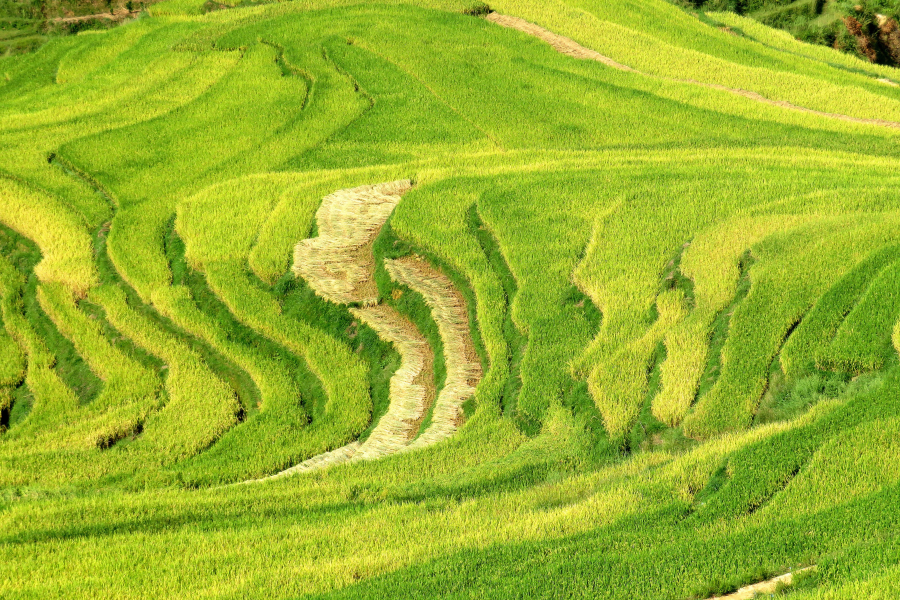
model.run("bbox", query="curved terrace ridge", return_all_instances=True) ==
[485,11,900,131]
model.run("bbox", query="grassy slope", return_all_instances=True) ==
[1,0,900,598]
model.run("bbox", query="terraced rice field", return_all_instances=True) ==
[2,0,900,597]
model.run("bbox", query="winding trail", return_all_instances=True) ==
[485,12,900,131]
[264,181,481,480]
[486,13,635,71]
[706,567,814,599]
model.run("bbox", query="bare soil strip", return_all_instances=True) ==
[293,180,412,306]
[485,12,900,130]
[707,568,814,600]
[384,256,482,448]
[486,13,636,72]
[51,9,139,23]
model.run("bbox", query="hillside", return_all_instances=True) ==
[695,0,900,67]
[2,0,900,597]
[0,0,155,55]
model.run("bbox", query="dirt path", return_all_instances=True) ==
[694,80,900,129]
[51,9,139,23]
[486,13,636,72]
[706,568,814,599]
[485,12,900,130]
[384,256,482,448]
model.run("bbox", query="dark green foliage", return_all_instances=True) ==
[462,2,491,16]
[689,0,900,66]
[754,371,847,424]
[6,382,32,428]
[0,0,44,55]
[0,0,148,55]
[754,0,824,29]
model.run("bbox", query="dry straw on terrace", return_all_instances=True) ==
[350,304,435,460]
[272,441,361,478]
[265,298,437,478]
[270,179,475,479]
[293,180,412,306]
[263,181,483,480]
[384,256,482,449]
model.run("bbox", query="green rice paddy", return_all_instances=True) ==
[2,0,900,597]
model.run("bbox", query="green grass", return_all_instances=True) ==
[466,204,530,426]
[5,0,900,597]
[695,249,755,402]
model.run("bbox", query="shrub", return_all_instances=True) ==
[462,2,491,17]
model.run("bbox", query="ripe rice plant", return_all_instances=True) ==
[781,245,900,378]
[653,214,817,426]
[684,216,900,438]
[0,178,97,295]
[0,257,79,443]
[4,0,900,597]
[32,282,161,447]
[763,416,900,517]
[204,259,372,452]
[821,258,900,374]
[91,285,243,465]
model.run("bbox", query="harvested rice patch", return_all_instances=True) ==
[350,304,435,461]
[384,256,482,448]
[267,441,361,479]
[293,180,413,306]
